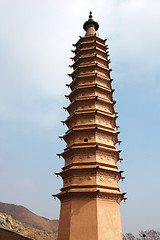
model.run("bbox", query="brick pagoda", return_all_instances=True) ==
[55,12,125,240]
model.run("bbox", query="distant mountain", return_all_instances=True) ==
[0,202,58,233]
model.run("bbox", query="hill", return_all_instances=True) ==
[0,202,58,233]
[0,211,57,240]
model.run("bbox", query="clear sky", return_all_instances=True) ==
[0,0,160,235]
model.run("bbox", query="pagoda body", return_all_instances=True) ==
[56,13,124,240]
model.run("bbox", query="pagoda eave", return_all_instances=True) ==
[61,143,120,160]
[74,47,107,61]
[70,72,110,82]
[77,41,106,51]
[75,46,106,55]
[71,64,111,79]
[68,83,112,98]
[62,165,122,177]
[72,54,110,69]
[65,125,117,136]
[66,98,115,114]
[75,34,105,48]
[56,190,124,203]
[60,185,121,193]
[62,161,119,170]
[65,109,116,127]
[64,125,116,136]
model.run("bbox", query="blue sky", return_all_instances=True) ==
[0,0,160,234]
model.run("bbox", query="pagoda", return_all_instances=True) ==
[54,12,125,240]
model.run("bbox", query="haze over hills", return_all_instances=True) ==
[0,202,58,233]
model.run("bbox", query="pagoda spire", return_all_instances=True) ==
[83,11,99,36]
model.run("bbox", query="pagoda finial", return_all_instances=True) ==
[83,11,99,36]
[89,11,92,19]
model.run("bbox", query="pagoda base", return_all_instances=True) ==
[57,196,122,240]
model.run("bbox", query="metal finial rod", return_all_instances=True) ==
[89,11,92,19]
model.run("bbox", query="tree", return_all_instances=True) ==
[138,230,160,240]
[123,232,136,240]
[123,229,160,240]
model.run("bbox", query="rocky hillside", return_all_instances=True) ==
[0,211,58,240]
[0,202,58,232]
